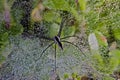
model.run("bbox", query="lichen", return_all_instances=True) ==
[0,36,99,80]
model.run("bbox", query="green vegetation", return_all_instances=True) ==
[0,0,120,79]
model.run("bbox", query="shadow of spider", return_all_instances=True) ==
[37,17,86,72]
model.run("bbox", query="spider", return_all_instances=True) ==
[37,17,86,71]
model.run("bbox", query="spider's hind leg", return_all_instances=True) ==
[54,44,57,72]
[35,42,54,63]
[40,42,54,57]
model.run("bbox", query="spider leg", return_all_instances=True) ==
[54,44,57,72]
[61,35,79,40]
[40,42,54,58]
[40,36,53,41]
[61,40,86,57]
[57,18,67,37]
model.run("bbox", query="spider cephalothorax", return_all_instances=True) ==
[54,36,63,50]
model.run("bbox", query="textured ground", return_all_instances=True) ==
[0,36,104,80]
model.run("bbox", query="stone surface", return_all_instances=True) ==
[0,36,102,80]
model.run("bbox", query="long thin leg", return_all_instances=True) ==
[61,35,79,40]
[55,44,57,72]
[57,18,66,37]
[40,42,54,58]
[61,40,86,57]
[35,42,54,64]
[40,36,53,41]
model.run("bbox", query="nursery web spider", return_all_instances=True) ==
[38,17,86,71]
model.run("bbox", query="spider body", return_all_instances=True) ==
[54,36,63,50]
